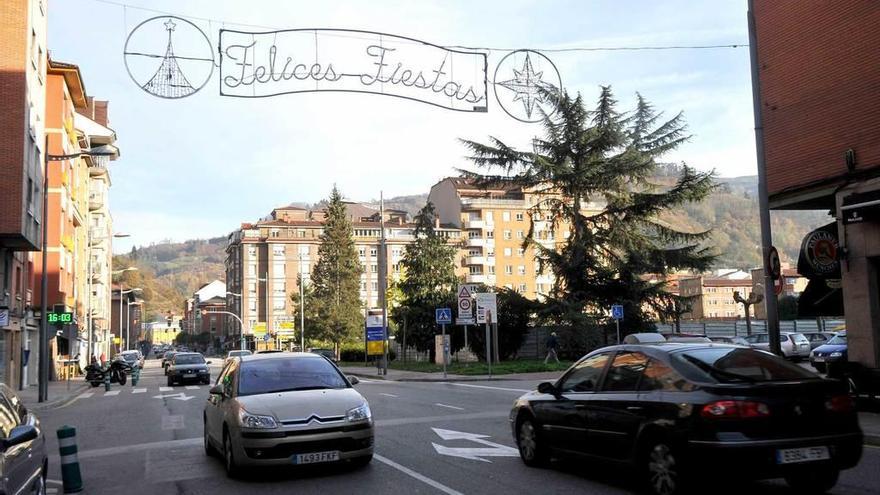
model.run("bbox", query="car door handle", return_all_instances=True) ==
[626,406,644,411]
[575,404,587,409]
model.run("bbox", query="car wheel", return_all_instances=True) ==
[224,431,240,478]
[167,376,174,387]
[516,417,548,467]
[643,441,683,495]
[785,468,839,493]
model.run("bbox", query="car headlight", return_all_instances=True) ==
[238,409,278,429]
[830,352,843,358]
[347,403,372,422]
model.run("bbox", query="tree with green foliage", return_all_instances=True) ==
[392,203,459,354]
[465,287,540,360]
[306,186,364,354]
[461,87,716,336]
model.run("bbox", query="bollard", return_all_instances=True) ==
[103,367,110,391]
[132,366,140,386]
[57,426,83,493]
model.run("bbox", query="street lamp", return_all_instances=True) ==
[226,292,245,351]
[39,144,117,403]
[204,308,246,353]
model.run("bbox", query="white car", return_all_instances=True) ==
[744,332,811,360]
[120,350,144,369]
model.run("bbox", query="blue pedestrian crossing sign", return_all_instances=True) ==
[263,333,271,342]
[435,308,452,325]
[611,304,624,320]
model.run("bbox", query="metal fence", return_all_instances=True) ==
[653,319,846,337]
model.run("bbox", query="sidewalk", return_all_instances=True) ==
[18,379,90,412]
[339,365,562,383]
[859,411,880,447]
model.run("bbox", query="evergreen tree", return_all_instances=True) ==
[307,186,363,354]
[392,203,458,354]
[461,87,716,335]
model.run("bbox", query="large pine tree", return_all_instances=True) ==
[392,203,459,353]
[307,186,363,353]
[461,87,716,335]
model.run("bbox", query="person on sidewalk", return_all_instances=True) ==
[544,332,559,364]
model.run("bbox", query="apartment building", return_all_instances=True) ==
[679,275,756,320]
[428,177,601,300]
[183,280,227,348]
[225,203,464,350]
[0,0,47,387]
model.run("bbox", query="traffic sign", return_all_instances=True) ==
[263,334,270,342]
[457,284,477,320]
[436,308,452,325]
[611,304,624,320]
[456,317,475,326]
[474,293,497,324]
[768,246,781,280]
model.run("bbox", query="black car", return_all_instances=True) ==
[509,343,862,495]
[166,352,212,386]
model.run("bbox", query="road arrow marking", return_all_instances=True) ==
[152,392,195,401]
[380,393,399,398]
[430,428,519,462]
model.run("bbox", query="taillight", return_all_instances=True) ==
[825,395,854,413]
[701,400,771,419]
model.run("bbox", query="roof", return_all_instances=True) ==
[48,59,88,109]
[240,352,322,362]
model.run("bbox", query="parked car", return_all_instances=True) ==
[203,352,373,477]
[665,335,712,343]
[309,348,337,362]
[803,332,836,350]
[119,350,144,370]
[162,351,178,373]
[509,343,863,495]
[622,333,666,344]
[0,384,48,495]
[167,353,212,386]
[225,350,252,366]
[744,332,812,360]
[811,332,847,374]
[710,336,751,347]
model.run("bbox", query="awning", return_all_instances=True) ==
[841,189,880,225]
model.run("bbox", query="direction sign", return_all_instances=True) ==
[474,293,497,324]
[435,308,452,325]
[611,304,624,320]
[366,313,385,356]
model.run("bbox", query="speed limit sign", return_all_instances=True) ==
[457,284,476,319]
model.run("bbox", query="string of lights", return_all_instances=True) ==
[87,0,749,52]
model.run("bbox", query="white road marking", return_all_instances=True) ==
[430,428,519,462]
[159,386,173,392]
[380,393,399,398]
[446,383,531,393]
[153,392,195,401]
[376,411,507,427]
[103,390,120,397]
[185,385,200,390]
[435,403,465,411]
[132,388,147,394]
[374,454,464,495]
[77,393,94,399]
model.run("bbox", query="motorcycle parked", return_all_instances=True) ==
[85,358,132,387]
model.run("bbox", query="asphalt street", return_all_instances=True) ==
[35,359,880,495]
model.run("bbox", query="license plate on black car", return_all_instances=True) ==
[292,451,340,464]
[776,446,830,464]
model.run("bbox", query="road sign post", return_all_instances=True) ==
[611,304,624,344]
[436,308,452,378]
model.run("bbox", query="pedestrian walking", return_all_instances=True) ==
[544,332,559,364]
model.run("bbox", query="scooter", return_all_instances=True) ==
[85,358,132,387]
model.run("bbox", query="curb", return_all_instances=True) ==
[26,383,90,412]
[865,434,880,447]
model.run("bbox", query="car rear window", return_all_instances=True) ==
[827,335,846,345]
[174,354,205,365]
[672,347,818,383]
[238,357,347,396]
[791,333,809,343]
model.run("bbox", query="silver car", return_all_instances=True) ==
[203,352,373,477]
[744,332,812,360]
[0,384,48,495]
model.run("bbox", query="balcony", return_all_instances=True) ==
[89,162,108,177]
[466,237,486,247]
[88,191,105,210]
[464,219,484,229]
[466,255,485,265]
[466,274,487,284]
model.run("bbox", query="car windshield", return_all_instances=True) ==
[827,335,847,345]
[674,347,818,383]
[121,353,137,362]
[174,354,205,365]
[228,351,250,357]
[238,357,348,396]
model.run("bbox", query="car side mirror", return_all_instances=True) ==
[209,384,224,396]
[206,361,212,365]
[348,376,360,385]
[537,382,558,396]
[2,424,38,450]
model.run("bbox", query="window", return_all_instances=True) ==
[273,298,285,310]
[371,264,378,273]
[602,352,649,392]
[468,249,481,256]
[393,264,400,273]
[518,283,526,293]
[486,230,494,238]
[518,265,525,275]
[392,247,401,258]
[247,246,256,256]
[516,230,524,240]
[503,247,512,256]
[639,359,692,392]
[248,300,257,312]
[515,213,524,221]
[270,229,280,237]
[502,211,510,221]
[468,230,481,239]
[503,230,512,240]
[517,248,525,257]
[469,266,482,274]
[360,281,367,291]
[358,247,366,257]
[273,281,285,295]
[505,265,512,275]
[488,265,496,274]
[486,249,495,257]
[247,281,257,294]
[272,244,284,256]
[674,347,817,383]
[558,353,611,393]
[536,283,545,293]
[370,248,378,257]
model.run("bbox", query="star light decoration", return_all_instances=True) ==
[497,53,554,119]
[164,18,176,32]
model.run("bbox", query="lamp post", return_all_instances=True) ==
[38,144,117,403]
[117,287,142,352]
[226,291,245,351]
[298,252,306,353]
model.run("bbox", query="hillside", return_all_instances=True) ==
[117,175,830,320]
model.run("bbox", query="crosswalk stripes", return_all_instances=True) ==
[185,386,200,390]
[104,390,120,397]
[74,387,207,400]
[78,392,94,399]
[132,388,147,394]
[159,387,173,392]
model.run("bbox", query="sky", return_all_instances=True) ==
[48,0,756,253]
